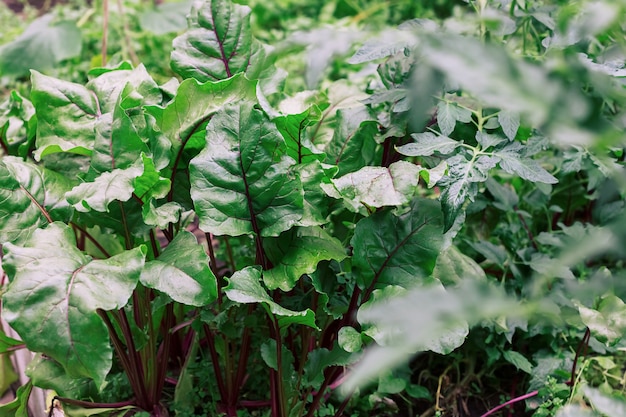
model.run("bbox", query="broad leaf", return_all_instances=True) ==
[30,71,100,160]
[274,106,324,164]
[0,91,36,158]
[303,346,352,388]
[322,161,423,214]
[190,102,303,237]
[578,295,626,346]
[0,15,81,78]
[583,386,626,417]
[263,228,346,291]
[141,231,217,306]
[0,157,73,245]
[351,198,444,290]
[2,223,145,386]
[171,0,266,81]
[26,354,97,399]
[224,266,318,329]
[396,132,461,157]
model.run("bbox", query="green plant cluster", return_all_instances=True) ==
[1,0,626,416]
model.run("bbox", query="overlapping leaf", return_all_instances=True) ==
[274,106,324,164]
[140,231,217,306]
[1,223,145,387]
[351,198,444,290]
[190,102,303,237]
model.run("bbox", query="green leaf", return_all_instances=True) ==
[294,160,335,227]
[26,354,97,399]
[303,346,352,388]
[338,327,362,353]
[497,110,520,141]
[0,157,74,245]
[263,229,347,291]
[493,143,557,184]
[30,71,99,161]
[578,295,626,346]
[324,107,379,176]
[145,74,257,169]
[0,15,81,78]
[2,223,145,386]
[0,91,36,158]
[503,350,533,374]
[351,198,444,290]
[433,245,486,286]
[322,161,423,214]
[583,386,626,417]
[140,231,217,306]
[397,132,461,157]
[274,106,324,164]
[133,154,171,202]
[475,131,507,149]
[437,101,472,137]
[171,0,266,81]
[224,266,318,329]
[0,330,22,354]
[142,200,182,229]
[139,0,193,35]
[190,102,303,237]
[0,380,32,417]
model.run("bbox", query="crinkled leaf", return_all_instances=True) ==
[224,266,318,329]
[579,295,626,346]
[141,231,217,306]
[437,101,472,137]
[0,157,74,245]
[274,106,324,164]
[0,91,36,158]
[2,223,145,386]
[263,229,346,291]
[142,200,182,229]
[190,102,303,237]
[397,132,461,157]
[133,154,171,202]
[338,327,362,353]
[31,71,99,160]
[494,143,557,184]
[145,74,257,169]
[26,354,97,399]
[324,107,379,176]
[351,198,444,290]
[0,15,81,78]
[498,110,520,141]
[171,0,266,81]
[322,161,422,214]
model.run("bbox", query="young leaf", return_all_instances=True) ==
[140,231,217,306]
[396,132,461,157]
[0,91,36,158]
[351,198,444,290]
[436,101,472,137]
[273,106,324,164]
[322,161,422,214]
[171,0,266,81]
[0,380,32,417]
[497,110,520,140]
[30,71,100,161]
[2,223,146,387]
[263,229,346,291]
[224,266,318,329]
[190,102,303,237]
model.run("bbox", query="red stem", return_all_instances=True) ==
[480,390,538,417]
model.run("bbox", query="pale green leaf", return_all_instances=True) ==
[397,132,461,156]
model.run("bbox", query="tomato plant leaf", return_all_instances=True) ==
[2,223,146,387]
[351,198,444,290]
[436,101,472,137]
[190,101,303,237]
[493,143,557,184]
[141,231,217,306]
[497,110,520,141]
[397,132,461,157]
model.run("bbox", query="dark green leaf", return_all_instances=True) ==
[303,346,352,388]
[0,380,32,417]
[263,228,346,291]
[503,350,533,374]
[274,107,324,164]
[351,198,444,290]
[224,267,318,329]
[171,0,266,81]
[190,102,303,237]
[140,231,217,306]
[0,330,22,354]
[397,132,461,157]
[2,223,145,386]
[0,15,81,78]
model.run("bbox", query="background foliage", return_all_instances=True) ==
[1,0,626,416]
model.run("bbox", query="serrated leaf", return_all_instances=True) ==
[0,157,74,245]
[145,74,257,170]
[324,107,379,176]
[171,0,266,81]
[503,350,533,374]
[2,223,145,386]
[224,266,318,329]
[30,71,100,160]
[579,295,626,346]
[0,15,81,78]
[190,102,303,237]
[263,230,346,291]
[397,132,461,157]
[498,110,520,140]
[323,161,422,214]
[141,231,217,306]
[494,144,557,184]
[437,101,472,136]
[351,198,444,290]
